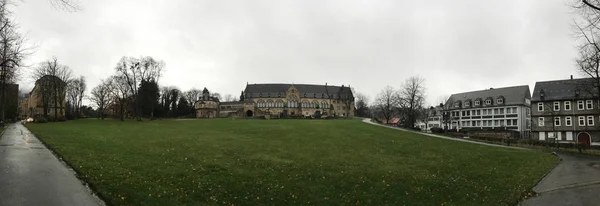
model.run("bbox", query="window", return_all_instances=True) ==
[499,108,505,114]
[564,116,572,126]
[454,102,460,108]
[475,100,480,106]
[483,121,488,126]
[526,108,530,116]
[588,116,595,126]
[494,120,500,126]
[494,108,498,114]
[538,117,544,126]
[506,119,517,126]
[554,117,561,126]
[476,110,481,116]
[564,101,571,111]
[497,98,504,104]
[466,111,471,116]
[465,101,470,107]
[578,100,584,110]
[579,116,586,126]
[462,111,466,116]
[485,99,492,105]
[482,109,488,115]
[554,102,560,111]
[587,100,593,109]
[538,102,544,111]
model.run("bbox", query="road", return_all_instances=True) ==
[0,123,104,206]
[521,153,600,206]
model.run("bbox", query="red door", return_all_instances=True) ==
[578,133,591,148]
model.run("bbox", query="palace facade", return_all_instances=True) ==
[195,83,355,118]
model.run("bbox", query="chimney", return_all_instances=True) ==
[570,75,573,80]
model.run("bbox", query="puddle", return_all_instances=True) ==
[588,163,600,169]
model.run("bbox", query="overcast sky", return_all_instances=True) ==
[13,0,579,106]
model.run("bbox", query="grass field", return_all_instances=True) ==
[26,119,558,206]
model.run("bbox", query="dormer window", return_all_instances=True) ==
[497,98,504,104]
[464,101,470,107]
[454,101,460,108]
[474,100,480,106]
[485,99,492,105]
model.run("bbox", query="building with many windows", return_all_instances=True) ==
[445,85,532,137]
[531,77,599,146]
[194,83,355,118]
[242,83,354,118]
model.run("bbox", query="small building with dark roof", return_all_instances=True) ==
[445,85,532,136]
[531,77,600,146]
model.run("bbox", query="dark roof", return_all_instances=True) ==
[446,85,531,108]
[532,78,598,101]
[244,83,354,100]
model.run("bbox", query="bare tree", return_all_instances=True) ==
[31,57,72,120]
[399,76,426,128]
[48,0,82,12]
[89,78,112,120]
[210,92,221,101]
[66,75,86,118]
[374,85,399,122]
[109,75,129,121]
[223,94,234,102]
[0,1,30,120]
[114,56,164,121]
[183,88,200,111]
[574,0,600,100]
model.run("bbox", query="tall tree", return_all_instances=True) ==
[89,78,112,120]
[109,75,130,121]
[114,56,164,121]
[176,96,190,117]
[574,0,600,101]
[355,93,370,117]
[138,79,159,119]
[399,76,426,128]
[31,57,72,120]
[239,90,245,102]
[66,75,86,118]
[183,88,200,116]
[374,86,399,122]
[0,1,28,120]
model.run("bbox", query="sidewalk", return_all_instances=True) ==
[0,123,104,206]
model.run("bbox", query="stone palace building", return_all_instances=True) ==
[196,83,355,118]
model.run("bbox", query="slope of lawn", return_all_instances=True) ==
[26,119,558,206]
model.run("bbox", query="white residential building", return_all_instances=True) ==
[445,86,532,137]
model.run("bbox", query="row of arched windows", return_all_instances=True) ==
[256,100,330,109]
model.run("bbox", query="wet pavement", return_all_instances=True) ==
[0,123,103,206]
[521,153,600,206]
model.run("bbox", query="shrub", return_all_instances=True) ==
[56,116,67,122]
[430,128,444,133]
[36,117,48,123]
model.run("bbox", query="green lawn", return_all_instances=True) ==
[26,119,558,206]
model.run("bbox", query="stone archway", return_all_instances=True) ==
[246,110,253,117]
[578,132,591,148]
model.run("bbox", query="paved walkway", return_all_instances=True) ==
[0,123,104,206]
[361,118,527,150]
[520,153,600,206]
